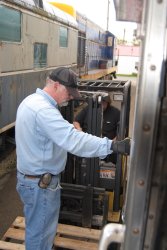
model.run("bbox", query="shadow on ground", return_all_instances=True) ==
[0,169,23,238]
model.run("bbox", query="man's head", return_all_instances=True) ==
[44,67,80,105]
[102,95,111,110]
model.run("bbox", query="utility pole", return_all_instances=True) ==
[123,28,126,43]
[107,0,110,31]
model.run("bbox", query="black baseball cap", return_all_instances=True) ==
[102,95,111,104]
[49,67,81,98]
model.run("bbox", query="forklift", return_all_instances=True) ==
[59,79,131,229]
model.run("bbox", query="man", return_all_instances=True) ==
[15,67,130,250]
[73,94,120,163]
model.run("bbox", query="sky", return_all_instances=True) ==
[51,0,137,41]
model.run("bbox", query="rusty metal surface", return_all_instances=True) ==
[113,0,143,23]
[0,71,45,131]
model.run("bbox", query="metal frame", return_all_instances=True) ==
[123,0,167,249]
[59,183,109,228]
[144,97,167,249]
[61,79,131,222]
[78,79,131,211]
[99,0,167,249]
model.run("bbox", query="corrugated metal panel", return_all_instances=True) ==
[113,0,143,23]
[0,71,46,130]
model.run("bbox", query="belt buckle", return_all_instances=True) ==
[38,173,52,189]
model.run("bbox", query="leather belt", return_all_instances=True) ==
[24,174,41,179]
[18,171,41,179]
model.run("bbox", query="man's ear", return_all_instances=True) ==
[53,81,59,90]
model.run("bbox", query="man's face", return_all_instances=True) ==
[102,100,108,111]
[55,83,74,105]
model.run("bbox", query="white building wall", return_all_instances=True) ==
[117,56,139,75]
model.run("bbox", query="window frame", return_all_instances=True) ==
[59,26,68,48]
[0,4,22,43]
[33,43,48,68]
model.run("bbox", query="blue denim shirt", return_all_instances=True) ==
[15,88,112,175]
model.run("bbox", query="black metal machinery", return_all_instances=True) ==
[60,79,131,228]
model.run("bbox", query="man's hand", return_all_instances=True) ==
[111,137,131,155]
[73,121,82,131]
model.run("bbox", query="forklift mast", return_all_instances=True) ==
[60,79,131,228]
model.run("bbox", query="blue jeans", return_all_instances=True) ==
[16,171,61,250]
